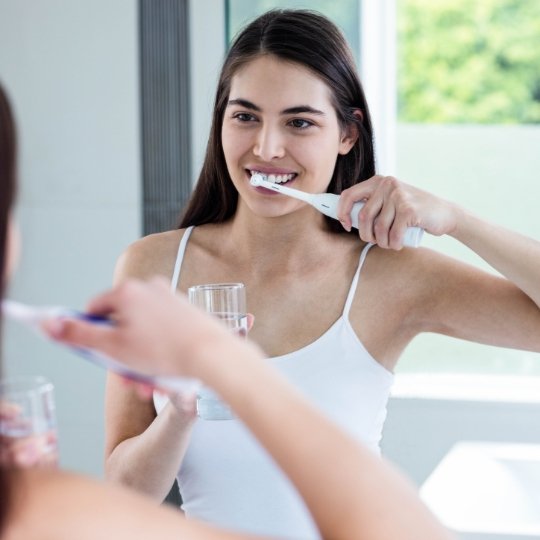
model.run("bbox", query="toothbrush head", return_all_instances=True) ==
[250,173,267,187]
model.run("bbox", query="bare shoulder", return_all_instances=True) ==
[114,228,189,284]
[5,468,208,540]
[362,244,511,324]
[354,244,497,326]
[365,245,481,292]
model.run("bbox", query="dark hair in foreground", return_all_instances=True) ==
[179,9,375,233]
[0,81,17,536]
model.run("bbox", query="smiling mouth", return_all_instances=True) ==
[248,170,297,185]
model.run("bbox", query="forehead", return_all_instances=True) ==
[229,55,334,110]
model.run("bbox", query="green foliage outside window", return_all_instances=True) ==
[398,0,540,123]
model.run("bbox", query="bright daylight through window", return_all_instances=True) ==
[396,0,540,375]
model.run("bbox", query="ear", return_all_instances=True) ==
[338,109,363,155]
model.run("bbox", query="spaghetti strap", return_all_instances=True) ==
[342,243,374,318]
[171,226,194,292]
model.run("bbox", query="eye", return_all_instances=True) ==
[288,118,314,129]
[232,112,257,123]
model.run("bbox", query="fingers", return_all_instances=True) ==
[0,430,57,468]
[167,391,197,419]
[42,278,172,349]
[371,197,396,249]
[83,278,170,319]
[118,376,197,420]
[83,283,132,319]
[118,378,195,418]
[358,186,385,244]
[40,277,242,382]
[338,176,418,249]
[0,401,22,420]
[388,211,410,251]
[41,316,115,350]
[337,178,375,232]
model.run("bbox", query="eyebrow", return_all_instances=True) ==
[227,98,325,116]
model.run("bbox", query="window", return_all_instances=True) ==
[396,0,540,375]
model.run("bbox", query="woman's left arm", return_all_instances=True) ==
[452,209,540,309]
[338,175,540,350]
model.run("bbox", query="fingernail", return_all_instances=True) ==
[340,220,351,232]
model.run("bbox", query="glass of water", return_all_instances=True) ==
[188,283,247,420]
[0,376,58,467]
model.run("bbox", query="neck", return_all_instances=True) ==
[223,203,335,272]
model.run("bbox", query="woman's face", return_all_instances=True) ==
[221,55,356,220]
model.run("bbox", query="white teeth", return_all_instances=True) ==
[276,174,294,183]
[251,171,295,184]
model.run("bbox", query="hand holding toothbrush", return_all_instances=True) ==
[250,173,424,248]
[41,278,261,386]
[337,175,461,249]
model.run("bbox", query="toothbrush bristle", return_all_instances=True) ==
[250,173,267,187]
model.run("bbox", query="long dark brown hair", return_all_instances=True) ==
[0,81,17,535]
[179,9,375,233]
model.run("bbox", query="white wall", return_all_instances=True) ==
[0,0,141,477]
[189,0,226,184]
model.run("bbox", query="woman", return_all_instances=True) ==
[0,78,451,540]
[105,7,540,539]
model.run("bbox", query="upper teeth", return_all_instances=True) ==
[251,171,295,184]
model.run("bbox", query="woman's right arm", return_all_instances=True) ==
[104,233,195,500]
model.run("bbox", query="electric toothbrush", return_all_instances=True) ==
[2,300,200,393]
[250,173,424,248]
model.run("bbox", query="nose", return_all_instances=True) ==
[252,124,285,161]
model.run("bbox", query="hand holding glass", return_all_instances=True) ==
[0,376,58,468]
[188,283,247,420]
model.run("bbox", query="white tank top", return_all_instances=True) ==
[155,226,394,539]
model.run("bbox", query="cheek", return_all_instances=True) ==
[221,130,233,160]
[303,137,341,170]
[221,124,241,163]
[221,129,256,181]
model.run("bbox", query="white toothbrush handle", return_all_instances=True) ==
[312,194,424,248]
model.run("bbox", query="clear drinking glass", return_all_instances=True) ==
[188,283,247,420]
[0,376,58,467]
